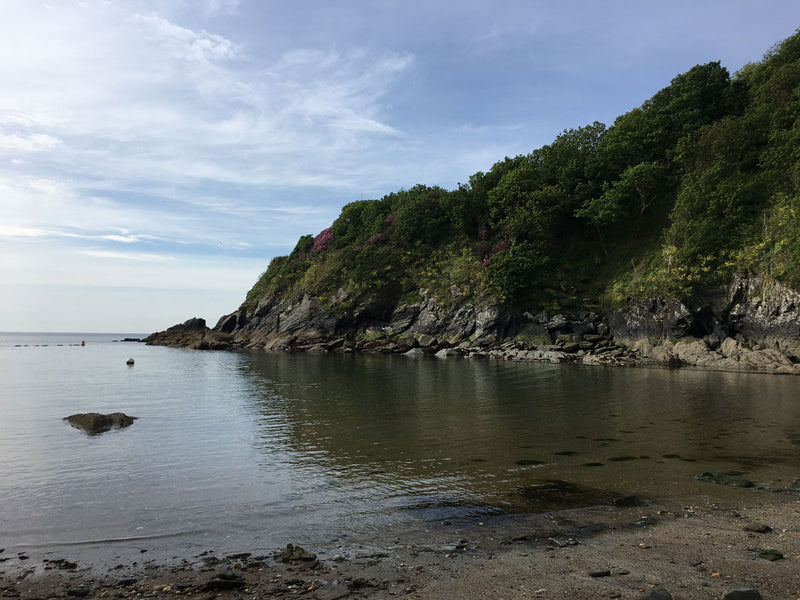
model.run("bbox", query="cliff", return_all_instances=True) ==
[147,30,800,374]
[146,273,800,374]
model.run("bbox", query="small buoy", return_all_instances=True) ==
[81,340,85,346]
[126,358,135,365]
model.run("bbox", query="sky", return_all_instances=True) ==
[1,1,799,333]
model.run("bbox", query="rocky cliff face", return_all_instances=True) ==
[606,274,800,374]
[146,274,800,374]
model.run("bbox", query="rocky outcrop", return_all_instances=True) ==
[609,275,800,374]
[146,275,800,374]
[145,317,234,351]
[64,413,137,434]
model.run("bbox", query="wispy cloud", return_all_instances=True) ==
[80,250,171,262]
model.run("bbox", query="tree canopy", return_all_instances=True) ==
[245,29,800,314]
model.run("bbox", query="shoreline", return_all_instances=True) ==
[4,493,799,599]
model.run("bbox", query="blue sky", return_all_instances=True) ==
[1,0,799,332]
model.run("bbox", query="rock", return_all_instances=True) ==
[613,494,643,507]
[607,298,692,343]
[202,573,245,591]
[759,548,783,561]
[403,348,425,358]
[281,543,317,563]
[44,558,77,570]
[649,590,673,600]
[315,580,351,600]
[721,588,763,600]
[172,317,207,331]
[695,471,755,488]
[435,348,458,358]
[415,334,439,348]
[64,412,137,434]
[588,569,611,577]
[743,522,772,533]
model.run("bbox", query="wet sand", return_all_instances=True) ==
[3,492,799,600]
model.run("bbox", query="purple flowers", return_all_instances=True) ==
[311,227,333,254]
[482,239,510,267]
[355,232,387,251]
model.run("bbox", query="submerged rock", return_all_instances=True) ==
[695,471,755,488]
[64,412,137,434]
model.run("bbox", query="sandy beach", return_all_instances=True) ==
[4,491,799,600]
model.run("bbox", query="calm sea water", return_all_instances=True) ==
[2,332,800,567]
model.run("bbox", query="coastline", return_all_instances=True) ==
[144,321,800,378]
[4,493,799,599]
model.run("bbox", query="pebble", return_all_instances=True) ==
[588,569,611,577]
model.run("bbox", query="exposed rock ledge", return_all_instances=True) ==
[146,274,800,375]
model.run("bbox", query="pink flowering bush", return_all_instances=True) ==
[354,232,387,252]
[311,227,333,254]
[482,239,511,267]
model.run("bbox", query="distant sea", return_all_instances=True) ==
[2,331,800,569]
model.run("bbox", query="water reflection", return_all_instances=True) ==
[238,353,800,512]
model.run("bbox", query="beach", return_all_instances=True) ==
[4,493,799,600]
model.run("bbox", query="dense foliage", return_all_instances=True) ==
[245,30,800,314]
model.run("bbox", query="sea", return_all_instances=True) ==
[2,331,800,568]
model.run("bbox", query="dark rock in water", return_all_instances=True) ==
[649,590,673,600]
[695,471,755,488]
[514,480,616,511]
[44,558,77,570]
[613,494,643,507]
[515,459,545,466]
[722,588,764,600]
[64,412,137,434]
[280,543,317,563]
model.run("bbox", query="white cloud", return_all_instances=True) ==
[0,133,61,153]
[80,250,170,262]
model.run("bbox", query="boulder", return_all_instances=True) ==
[64,412,137,434]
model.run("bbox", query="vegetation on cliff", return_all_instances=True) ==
[244,30,800,316]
